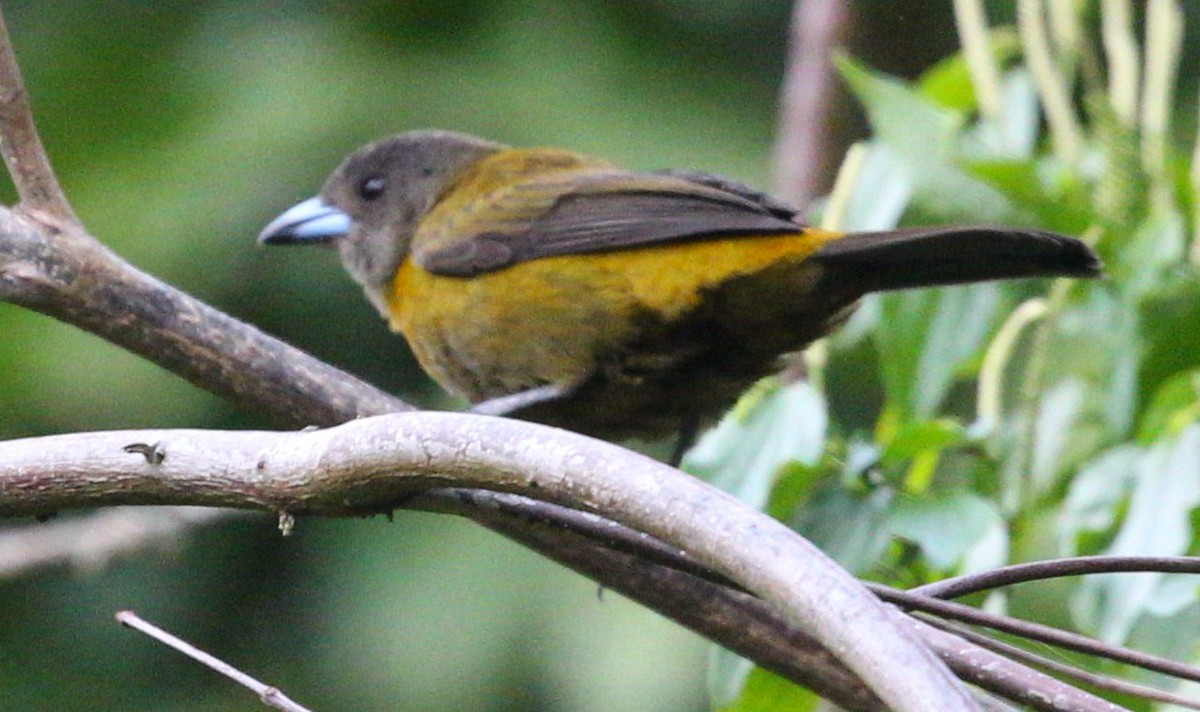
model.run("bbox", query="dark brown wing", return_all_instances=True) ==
[650,169,801,220]
[415,169,803,277]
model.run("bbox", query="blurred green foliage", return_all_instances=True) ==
[4,1,1200,711]
[695,3,1200,709]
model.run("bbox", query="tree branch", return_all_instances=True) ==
[0,506,232,577]
[0,11,77,229]
[0,414,978,711]
[0,209,413,425]
[921,617,1200,711]
[1,421,1131,711]
[415,489,887,711]
[912,555,1200,599]
[416,488,1127,712]
[117,610,312,712]
[773,0,852,210]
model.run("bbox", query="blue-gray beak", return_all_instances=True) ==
[258,197,351,245]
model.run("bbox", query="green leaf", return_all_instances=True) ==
[1112,205,1187,303]
[822,142,916,349]
[714,663,820,712]
[887,492,1005,571]
[881,418,968,466]
[1058,446,1142,554]
[989,70,1040,158]
[1072,425,1200,642]
[1138,275,1200,410]
[918,29,1022,113]
[1137,369,1200,443]
[764,460,824,523]
[708,648,754,711]
[997,287,1141,460]
[686,380,827,511]
[955,70,1042,159]
[994,372,1124,515]
[876,284,1003,420]
[1125,602,1200,668]
[879,417,970,493]
[1029,378,1087,493]
[840,54,961,161]
[965,158,1096,234]
[834,141,914,232]
[838,55,1020,224]
[795,486,894,574]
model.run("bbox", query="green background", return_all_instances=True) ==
[2,2,1199,710]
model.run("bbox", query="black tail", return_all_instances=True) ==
[812,226,1102,293]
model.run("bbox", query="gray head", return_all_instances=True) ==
[259,129,505,314]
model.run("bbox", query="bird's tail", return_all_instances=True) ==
[812,226,1102,293]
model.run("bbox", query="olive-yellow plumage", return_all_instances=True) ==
[260,130,1101,445]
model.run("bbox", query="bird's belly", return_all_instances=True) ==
[385,231,843,439]
[388,255,634,400]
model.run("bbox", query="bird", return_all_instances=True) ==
[259,129,1101,459]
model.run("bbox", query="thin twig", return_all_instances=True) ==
[873,583,1200,684]
[0,8,77,228]
[922,617,1200,711]
[116,611,312,712]
[413,488,1200,705]
[912,555,1200,599]
[897,614,1125,712]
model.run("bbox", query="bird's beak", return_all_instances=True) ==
[258,197,351,245]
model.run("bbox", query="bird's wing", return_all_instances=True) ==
[413,168,804,277]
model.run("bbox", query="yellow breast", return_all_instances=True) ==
[386,229,837,400]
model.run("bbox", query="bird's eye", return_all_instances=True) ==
[357,175,386,201]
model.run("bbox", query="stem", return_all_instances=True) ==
[1017,0,1085,165]
[1101,0,1141,127]
[1141,0,1184,204]
[952,0,1005,124]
